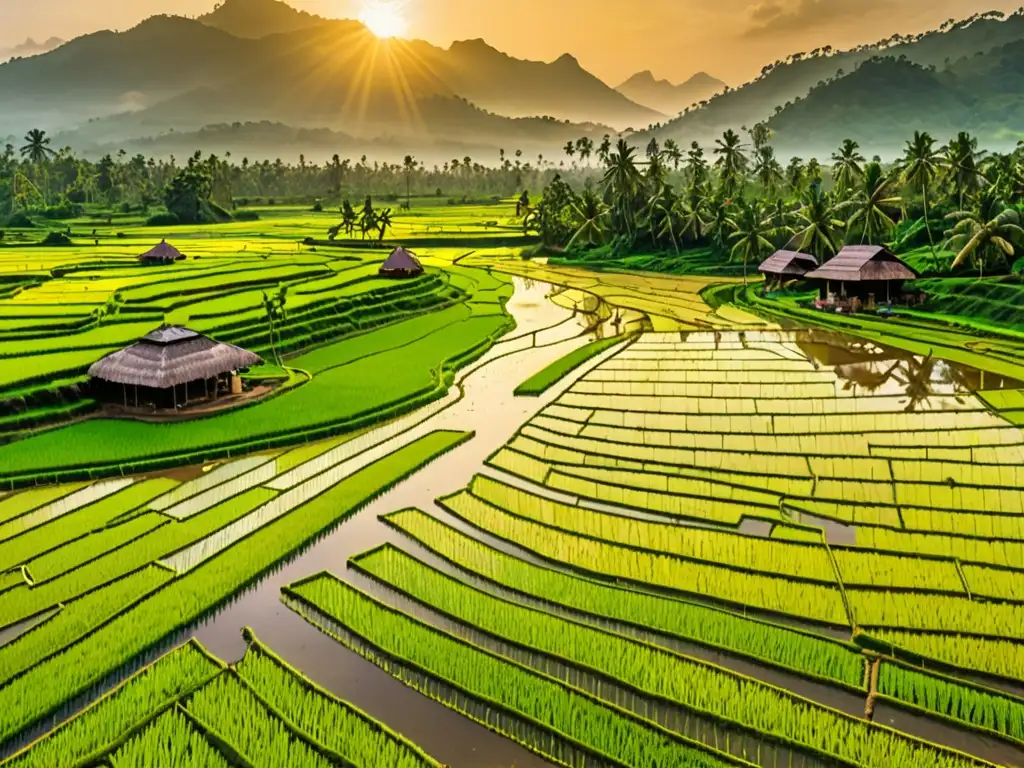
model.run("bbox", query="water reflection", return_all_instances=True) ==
[796,331,1024,408]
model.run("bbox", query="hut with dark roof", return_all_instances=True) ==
[379,246,423,278]
[758,250,818,289]
[139,240,186,264]
[804,245,919,304]
[89,325,262,410]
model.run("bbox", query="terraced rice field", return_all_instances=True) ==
[2,206,1024,767]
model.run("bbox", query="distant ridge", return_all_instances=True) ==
[199,0,327,39]
[615,70,725,115]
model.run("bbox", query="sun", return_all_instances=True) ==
[359,0,409,39]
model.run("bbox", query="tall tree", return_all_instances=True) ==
[728,198,787,284]
[713,129,748,198]
[601,139,642,238]
[900,131,942,260]
[792,185,846,259]
[842,162,901,245]
[19,129,56,205]
[830,139,866,195]
[944,188,1024,275]
[566,188,609,250]
[944,132,988,209]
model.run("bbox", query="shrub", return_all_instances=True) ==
[40,231,74,246]
[4,212,35,228]
[146,212,181,227]
[235,211,261,222]
[312,200,323,212]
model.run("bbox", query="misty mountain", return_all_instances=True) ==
[199,0,327,39]
[615,70,725,115]
[642,11,1024,147]
[429,40,663,129]
[0,6,655,142]
[0,36,64,62]
[765,40,1024,158]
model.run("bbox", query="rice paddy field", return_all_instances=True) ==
[1,204,1024,768]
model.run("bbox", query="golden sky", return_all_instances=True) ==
[4,0,1020,84]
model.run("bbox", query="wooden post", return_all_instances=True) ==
[173,384,177,409]
[134,385,138,407]
[123,385,127,408]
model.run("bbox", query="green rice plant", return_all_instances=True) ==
[866,631,1024,683]
[146,456,275,512]
[237,631,441,768]
[514,335,627,396]
[469,475,835,582]
[0,565,172,684]
[0,431,469,745]
[0,567,28,592]
[877,662,1024,743]
[107,707,231,768]
[850,590,1022,638]
[832,550,965,592]
[382,510,867,686]
[291,574,988,768]
[184,673,334,768]
[0,483,89,525]
[440,489,849,625]
[21,514,169,583]
[0,487,276,628]
[287,576,749,768]
[159,461,279,521]
[900,508,1024,540]
[352,547,986,765]
[961,564,1024,601]
[854,527,1024,569]
[0,478,134,543]
[3,640,222,768]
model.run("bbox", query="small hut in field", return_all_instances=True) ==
[804,246,918,305]
[89,325,261,410]
[139,240,186,264]
[758,250,818,289]
[379,246,423,278]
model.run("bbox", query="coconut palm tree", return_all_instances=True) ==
[831,139,866,195]
[842,162,901,244]
[753,146,784,198]
[729,198,788,284]
[685,142,710,188]
[678,184,710,243]
[567,188,610,250]
[376,208,394,241]
[601,139,642,238]
[402,155,416,210]
[900,131,942,260]
[19,129,56,204]
[944,188,1024,275]
[944,132,988,209]
[662,139,683,171]
[713,129,748,197]
[791,185,846,259]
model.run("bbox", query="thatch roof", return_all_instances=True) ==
[379,246,423,275]
[805,246,918,282]
[758,250,818,276]
[89,325,262,389]
[139,240,185,263]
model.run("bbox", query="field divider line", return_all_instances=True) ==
[160,423,449,574]
[147,456,274,513]
[160,462,280,521]
[954,560,972,599]
[0,478,134,544]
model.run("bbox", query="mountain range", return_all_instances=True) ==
[0,36,64,62]
[5,0,1024,161]
[615,71,726,116]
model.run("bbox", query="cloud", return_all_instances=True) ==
[743,0,892,35]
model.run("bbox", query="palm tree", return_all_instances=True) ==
[900,131,942,260]
[842,162,901,245]
[944,132,987,209]
[830,139,865,195]
[662,139,682,170]
[402,155,416,210]
[563,141,576,164]
[566,189,609,250]
[791,185,846,259]
[376,208,394,241]
[944,188,1024,275]
[601,139,642,238]
[678,184,710,243]
[262,286,288,368]
[19,129,56,204]
[729,198,787,284]
[685,142,710,188]
[713,129,748,197]
[753,146,784,198]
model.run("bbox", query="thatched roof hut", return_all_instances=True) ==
[139,240,185,264]
[89,326,261,390]
[379,246,423,277]
[804,246,918,302]
[805,246,917,283]
[759,250,818,278]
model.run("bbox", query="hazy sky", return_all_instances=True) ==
[2,0,1020,84]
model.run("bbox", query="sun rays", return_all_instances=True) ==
[359,0,409,39]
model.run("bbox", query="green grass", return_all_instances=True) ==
[514,335,626,396]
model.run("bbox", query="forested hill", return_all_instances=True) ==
[640,10,1024,148]
[765,39,1024,158]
